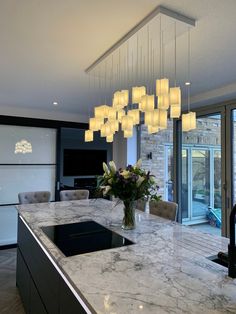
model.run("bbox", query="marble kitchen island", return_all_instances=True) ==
[17,199,236,314]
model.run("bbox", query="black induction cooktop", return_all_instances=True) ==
[41,220,134,257]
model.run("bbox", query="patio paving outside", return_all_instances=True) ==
[190,223,221,236]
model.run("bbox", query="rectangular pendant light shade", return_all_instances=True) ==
[182,111,196,131]
[85,130,93,142]
[109,119,119,133]
[124,129,133,138]
[89,117,103,131]
[170,104,181,118]
[144,111,152,125]
[107,107,116,119]
[158,94,169,110]
[113,91,128,109]
[139,95,146,112]
[145,109,167,129]
[170,87,181,105]
[106,134,114,142]
[140,95,155,112]
[113,92,120,108]
[147,125,159,134]
[100,124,106,137]
[147,95,155,111]
[128,109,140,125]
[121,115,134,131]
[121,90,129,105]
[95,105,110,118]
[117,109,125,122]
[151,109,167,130]
[145,109,159,126]
[100,122,112,137]
[156,78,169,96]
[132,86,146,103]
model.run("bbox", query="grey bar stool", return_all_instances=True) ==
[135,199,147,211]
[60,189,89,201]
[149,200,178,221]
[18,191,51,204]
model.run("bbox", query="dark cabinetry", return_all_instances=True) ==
[17,249,47,314]
[16,250,31,313]
[74,177,98,198]
[17,216,87,314]
[60,177,101,198]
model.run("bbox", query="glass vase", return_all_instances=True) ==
[122,200,136,230]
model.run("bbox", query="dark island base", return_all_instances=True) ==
[16,216,90,314]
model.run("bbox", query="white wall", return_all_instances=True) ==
[0,125,56,245]
[113,128,138,168]
[112,130,127,169]
[127,127,138,165]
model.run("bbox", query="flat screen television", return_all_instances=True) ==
[63,149,107,176]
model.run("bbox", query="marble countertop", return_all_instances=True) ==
[17,199,236,314]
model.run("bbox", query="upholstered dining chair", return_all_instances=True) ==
[60,189,89,201]
[149,200,178,222]
[18,191,51,204]
[135,199,147,211]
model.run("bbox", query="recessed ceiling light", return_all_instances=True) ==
[53,101,58,106]
[185,82,191,86]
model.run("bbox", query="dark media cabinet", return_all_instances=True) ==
[74,177,98,198]
[60,177,108,200]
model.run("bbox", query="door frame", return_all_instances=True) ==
[225,102,236,237]
[181,145,220,223]
[175,105,227,236]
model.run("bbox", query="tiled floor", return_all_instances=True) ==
[190,223,221,236]
[0,248,25,314]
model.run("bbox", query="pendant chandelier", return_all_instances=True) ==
[84,6,196,142]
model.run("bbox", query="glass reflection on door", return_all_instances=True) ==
[192,149,210,217]
[214,150,221,209]
[181,114,221,234]
[232,110,236,206]
[181,149,189,219]
[166,146,173,201]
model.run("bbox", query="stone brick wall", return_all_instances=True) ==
[183,118,221,146]
[140,120,173,198]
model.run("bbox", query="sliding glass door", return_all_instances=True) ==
[192,149,210,218]
[164,146,174,201]
[137,101,236,238]
[225,106,236,237]
[181,114,222,235]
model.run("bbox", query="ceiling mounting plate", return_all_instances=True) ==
[85,5,196,73]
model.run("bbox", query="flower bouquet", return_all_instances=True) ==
[98,159,161,229]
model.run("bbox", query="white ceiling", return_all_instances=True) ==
[1,0,236,122]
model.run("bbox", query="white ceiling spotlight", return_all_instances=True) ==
[53,101,58,106]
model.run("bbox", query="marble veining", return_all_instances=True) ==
[17,199,236,314]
